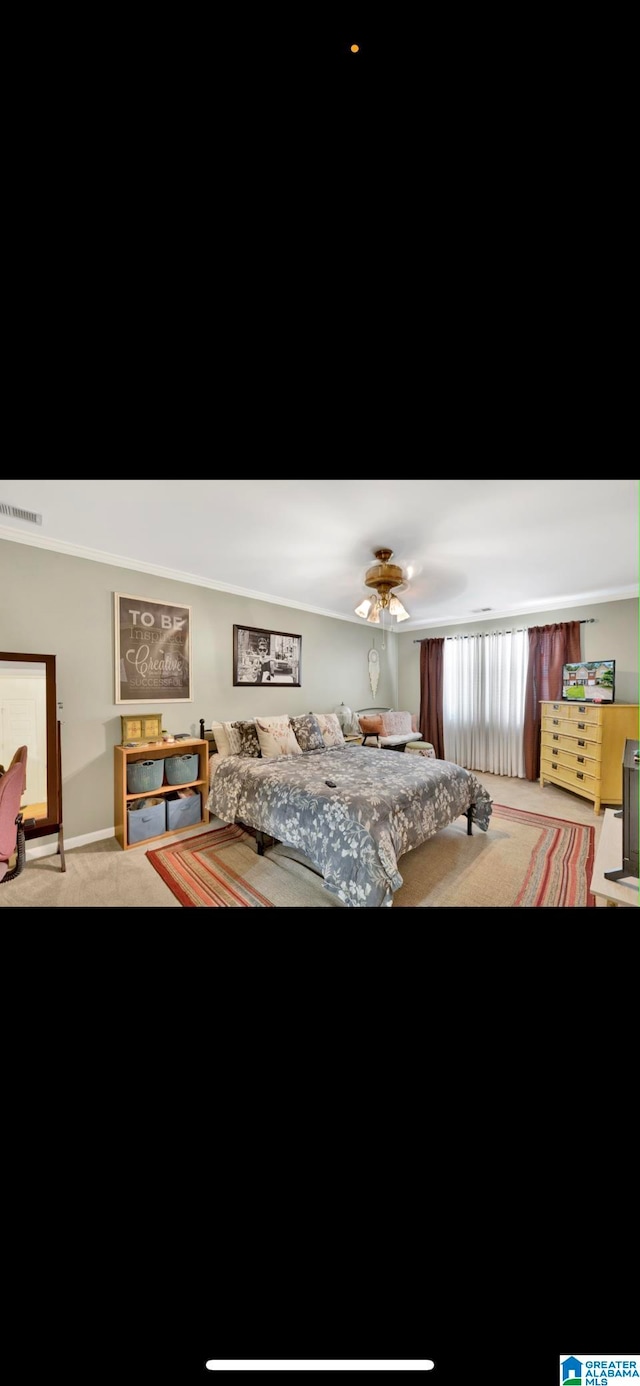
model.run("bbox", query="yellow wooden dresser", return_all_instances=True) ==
[540,699,639,814]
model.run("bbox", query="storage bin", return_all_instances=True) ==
[166,790,202,832]
[126,758,165,793]
[164,753,199,785]
[127,796,166,845]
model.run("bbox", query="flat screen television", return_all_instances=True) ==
[562,659,616,702]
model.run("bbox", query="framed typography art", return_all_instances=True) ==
[114,593,192,703]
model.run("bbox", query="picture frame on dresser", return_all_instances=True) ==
[120,713,163,744]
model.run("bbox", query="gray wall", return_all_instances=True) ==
[0,539,398,845]
[397,598,639,712]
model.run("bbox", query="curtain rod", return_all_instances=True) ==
[413,618,595,642]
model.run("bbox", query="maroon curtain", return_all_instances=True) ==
[419,637,445,758]
[523,621,581,780]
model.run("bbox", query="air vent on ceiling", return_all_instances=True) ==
[471,606,493,612]
[0,502,42,525]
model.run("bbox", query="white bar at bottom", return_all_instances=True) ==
[206,1365,435,1373]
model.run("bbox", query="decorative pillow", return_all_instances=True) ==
[211,718,262,756]
[231,720,261,757]
[315,713,345,747]
[255,717,302,759]
[359,715,384,735]
[223,718,256,755]
[380,710,413,736]
[255,713,292,731]
[211,721,232,757]
[290,713,325,752]
[223,722,242,755]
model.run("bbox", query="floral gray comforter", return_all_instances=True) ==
[207,745,493,908]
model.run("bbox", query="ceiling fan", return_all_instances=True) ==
[354,547,411,626]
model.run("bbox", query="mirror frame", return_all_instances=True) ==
[0,651,60,837]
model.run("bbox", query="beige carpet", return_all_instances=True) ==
[1,797,596,907]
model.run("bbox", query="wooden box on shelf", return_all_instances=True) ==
[120,713,163,744]
[114,737,209,850]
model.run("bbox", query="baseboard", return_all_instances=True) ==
[25,827,115,859]
[25,818,216,860]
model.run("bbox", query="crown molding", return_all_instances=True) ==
[397,586,639,632]
[1,525,636,631]
[0,524,366,624]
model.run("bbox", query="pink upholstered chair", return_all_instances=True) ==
[9,744,28,778]
[0,745,32,884]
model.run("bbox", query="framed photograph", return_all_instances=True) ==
[115,593,192,704]
[233,624,302,687]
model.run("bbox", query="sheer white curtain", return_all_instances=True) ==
[443,630,528,777]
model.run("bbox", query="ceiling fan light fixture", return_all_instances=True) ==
[355,547,411,623]
[389,595,410,622]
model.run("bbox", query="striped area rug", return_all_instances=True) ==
[145,823,323,908]
[271,803,596,908]
[487,803,596,908]
[145,806,596,907]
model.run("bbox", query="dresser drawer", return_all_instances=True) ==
[564,703,604,726]
[541,730,602,764]
[541,714,602,745]
[541,756,600,796]
[540,742,602,776]
[541,700,603,725]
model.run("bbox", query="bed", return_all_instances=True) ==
[206,740,493,908]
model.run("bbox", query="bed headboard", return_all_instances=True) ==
[199,718,218,754]
[356,707,392,715]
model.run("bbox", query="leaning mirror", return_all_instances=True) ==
[0,652,61,838]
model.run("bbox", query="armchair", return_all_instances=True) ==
[0,745,34,884]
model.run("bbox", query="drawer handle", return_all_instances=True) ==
[578,739,586,747]
[552,703,560,710]
[577,756,585,763]
[578,705,586,712]
[553,718,559,725]
[578,722,585,729]
[552,762,558,770]
[577,771,584,779]
[553,733,559,741]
